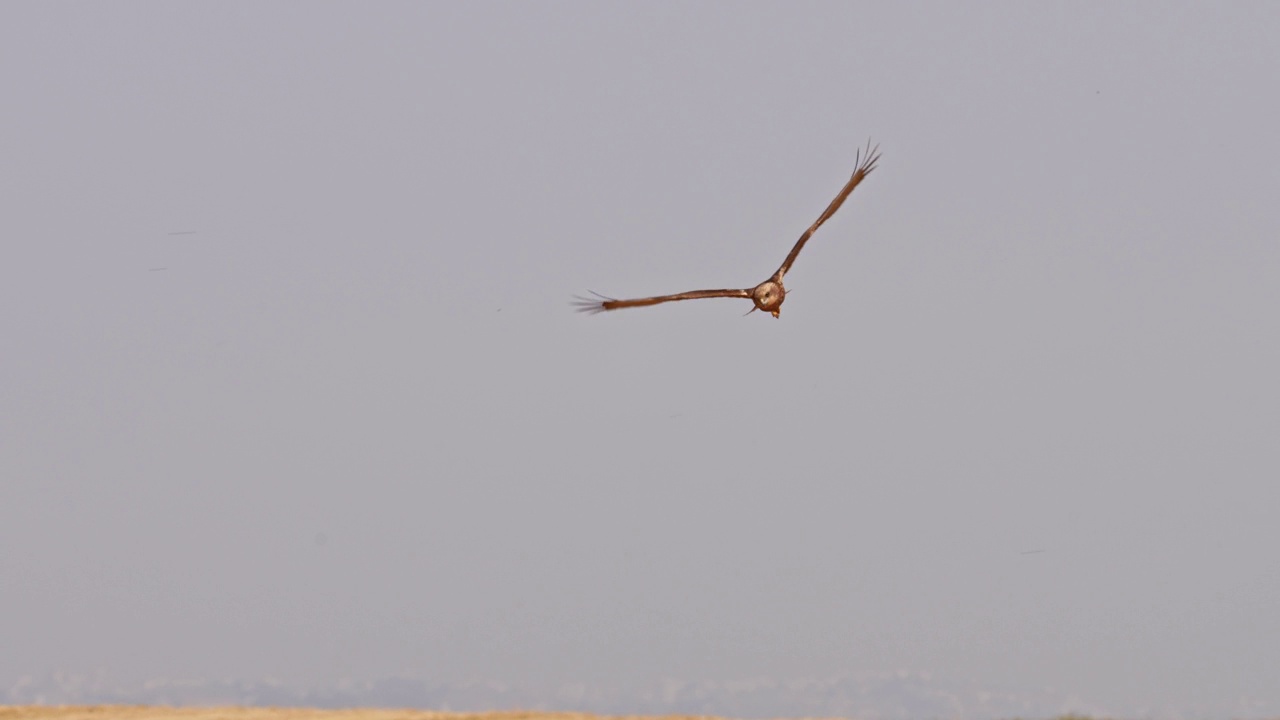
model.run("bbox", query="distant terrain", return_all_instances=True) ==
[0,708,1125,720]
[0,709,824,720]
[0,673,1125,720]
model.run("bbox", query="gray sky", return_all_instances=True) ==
[2,2,1279,717]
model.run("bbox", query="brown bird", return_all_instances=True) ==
[575,141,880,318]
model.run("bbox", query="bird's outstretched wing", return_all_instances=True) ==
[573,288,751,313]
[772,140,880,282]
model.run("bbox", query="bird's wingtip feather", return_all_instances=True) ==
[571,291,613,314]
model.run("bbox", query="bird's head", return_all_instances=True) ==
[751,280,785,318]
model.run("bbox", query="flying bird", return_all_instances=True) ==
[575,141,880,318]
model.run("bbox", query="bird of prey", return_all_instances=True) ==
[574,141,880,318]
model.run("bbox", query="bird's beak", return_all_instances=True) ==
[771,310,780,319]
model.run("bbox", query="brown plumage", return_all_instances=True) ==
[574,141,880,318]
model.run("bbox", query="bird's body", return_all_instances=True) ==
[575,141,880,318]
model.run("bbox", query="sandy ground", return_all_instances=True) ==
[0,708,758,720]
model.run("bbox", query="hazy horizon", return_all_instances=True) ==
[3,3,1279,719]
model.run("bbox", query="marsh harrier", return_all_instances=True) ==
[575,142,879,318]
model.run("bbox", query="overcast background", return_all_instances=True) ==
[2,3,1279,719]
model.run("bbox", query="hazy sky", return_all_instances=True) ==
[3,2,1279,717]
